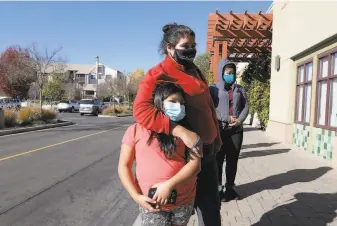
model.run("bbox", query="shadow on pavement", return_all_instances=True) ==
[252,192,337,226]
[241,142,279,150]
[239,148,290,159]
[237,167,332,200]
[243,127,262,132]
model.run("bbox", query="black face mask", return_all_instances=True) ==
[172,48,197,69]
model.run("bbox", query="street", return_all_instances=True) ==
[0,113,138,226]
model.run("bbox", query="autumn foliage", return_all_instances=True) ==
[0,46,35,98]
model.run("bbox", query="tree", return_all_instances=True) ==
[125,69,144,104]
[241,54,271,129]
[194,53,214,85]
[27,44,65,110]
[27,82,39,100]
[62,82,81,100]
[0,46,36,99]
[97,75,127,107]
[42,74,64,101]
[133,68,145,78]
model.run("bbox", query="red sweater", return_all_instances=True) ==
[133,56,222,146]
[229,88,233,116]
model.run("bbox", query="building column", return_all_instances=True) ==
[221,41,228,59]
[213,41,220,82]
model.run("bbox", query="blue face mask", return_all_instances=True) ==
[164,102,186,122]
[223,73,235,84]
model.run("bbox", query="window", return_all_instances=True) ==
[97,66,105,75]
[79,99,94,104]
[77,74,85,78]
[295,61,313,124]
[219,44,223,58]
[316,48,337,129]
[85,91,95,96]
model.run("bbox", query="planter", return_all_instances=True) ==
[0,121,74,136]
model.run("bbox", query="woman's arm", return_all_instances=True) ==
[118,144,157,212]
[133,72,171,134]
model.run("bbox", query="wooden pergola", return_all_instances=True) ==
[207,9,273,81]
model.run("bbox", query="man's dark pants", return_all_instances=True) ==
[194,143,222,226]
[216,127,244,188]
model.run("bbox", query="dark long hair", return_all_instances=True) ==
[159,23,196,55]
[147,82,189,159]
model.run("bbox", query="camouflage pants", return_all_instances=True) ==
[139,202,194,226]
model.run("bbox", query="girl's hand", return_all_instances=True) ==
[151,181,174,206]
[135,195,159,213]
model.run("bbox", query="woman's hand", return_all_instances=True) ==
[172,125,203,158]
[151,181,174,206]
[135,194,159,213]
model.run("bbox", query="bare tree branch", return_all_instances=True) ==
[27,44,65,110]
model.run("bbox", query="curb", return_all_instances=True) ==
[116,114,132,118]
[98,114,132,118]
[0,121,74,136]
[98,115,116,118]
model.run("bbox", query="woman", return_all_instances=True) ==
[119,83,201,226]
[133,23,222,226]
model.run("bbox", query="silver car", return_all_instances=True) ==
[79,99,105,116]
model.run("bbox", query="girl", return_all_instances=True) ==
[118,83,201,226]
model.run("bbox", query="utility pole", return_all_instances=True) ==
[95,56,99,98]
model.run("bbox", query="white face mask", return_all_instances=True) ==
[164,102,186,122]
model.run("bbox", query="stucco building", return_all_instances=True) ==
[266,1,337,163]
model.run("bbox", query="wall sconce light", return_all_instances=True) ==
[275,55,280,71]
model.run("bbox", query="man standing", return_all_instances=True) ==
[209,59,249,202]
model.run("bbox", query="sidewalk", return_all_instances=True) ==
[188,126,337,226]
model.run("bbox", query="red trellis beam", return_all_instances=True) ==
[207,9,273,80]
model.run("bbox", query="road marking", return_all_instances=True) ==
[0,124,76,138]
[0,125,127,162]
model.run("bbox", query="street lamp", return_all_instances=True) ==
[95,56,99,98]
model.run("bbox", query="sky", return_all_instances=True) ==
[0,1,272,73]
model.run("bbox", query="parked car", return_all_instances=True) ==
[57,100,79,113]
[79,99,105,116]
[0,97,21,109]
[12,99,21,109]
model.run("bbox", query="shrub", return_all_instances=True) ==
[41,109,56,121]
[241,79,270,129]
[241,54,271,130]
[103,105,131,116]
[4,110,17,127]
[17,108,56,125]
[17,108,40,125]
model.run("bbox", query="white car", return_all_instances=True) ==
[11,99,22,109]
[57,100,79,113]
[79,99,105,116]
